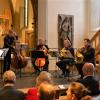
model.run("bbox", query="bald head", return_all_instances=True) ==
[82,63,95,76]
[3,70,16,84]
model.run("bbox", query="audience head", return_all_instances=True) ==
[82,63,95,76]
[36,71,53,87]
[66,82,90,100]
[38,82,55,100]
[81,95,92,100]
[3,70,16,85]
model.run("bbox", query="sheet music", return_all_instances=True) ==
[2,48,9,57]
[65,50,74,58]
[0,50,3,56]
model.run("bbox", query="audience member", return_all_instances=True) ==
[25,71,53,100]
[66,82,91,100]
[77,63,100,96]
[38,82,55,100]
[0,70,25,100]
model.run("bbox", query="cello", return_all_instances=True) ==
[34,45,48,68]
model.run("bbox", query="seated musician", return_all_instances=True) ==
[56,39,74,77]
[75,38,95,79]
[32,39,49,74]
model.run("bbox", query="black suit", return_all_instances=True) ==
[0,86,25,100]
[3,34,15,73]
[75,47,95,78]
[77,76,100,96]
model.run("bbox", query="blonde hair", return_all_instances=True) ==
[81,95,92,100]
[3,70,16,84]
[69,82,90,100]
[38,82,55,100]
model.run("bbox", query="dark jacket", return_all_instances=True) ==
[77,76,100,96]
[0,86,25,100]
[82,47,95,65]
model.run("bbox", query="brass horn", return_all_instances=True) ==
[75,50,84,63]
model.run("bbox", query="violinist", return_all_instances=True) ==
[56,39,74,77]
[75,38,95,79]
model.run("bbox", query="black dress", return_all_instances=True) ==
[3,35,15,72]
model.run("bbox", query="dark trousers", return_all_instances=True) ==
[75,63,84,78]
[56,58,74,75]
[3,50,11,73]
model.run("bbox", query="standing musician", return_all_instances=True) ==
[3,29,18,73]
[56,39,74,77]
[33,39,49,74]
[75,38,95,78]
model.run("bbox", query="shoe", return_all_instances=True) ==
[61,73,65,75]
[59,73,64,78]
[32,70,40,75]
[64,72,69,77]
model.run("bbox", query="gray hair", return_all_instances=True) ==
[36,71,53,86]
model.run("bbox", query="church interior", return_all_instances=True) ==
[0,0,100,100]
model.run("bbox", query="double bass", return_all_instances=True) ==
[11,53,27,69]
[11,43,28,69]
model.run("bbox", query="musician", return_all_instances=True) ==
[56,39,74,77]
[75,38,95,78]
[3,30,17,73]
[33,39,49,74]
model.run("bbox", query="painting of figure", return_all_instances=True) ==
[58,14,74,49]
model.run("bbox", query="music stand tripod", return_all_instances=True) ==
[31,50,45,73]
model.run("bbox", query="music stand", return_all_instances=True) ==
[31,50,45,58]
[0,48,9,77]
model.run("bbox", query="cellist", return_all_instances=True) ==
[33,39,49,74]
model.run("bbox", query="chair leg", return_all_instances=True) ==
[19,68,22,78]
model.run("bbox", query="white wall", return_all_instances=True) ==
[47,0,88,48]
[38,0,47,40]
[38,0,89,48]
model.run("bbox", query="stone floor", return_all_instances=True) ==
[0,56,99,89]
[0,69,80,89]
